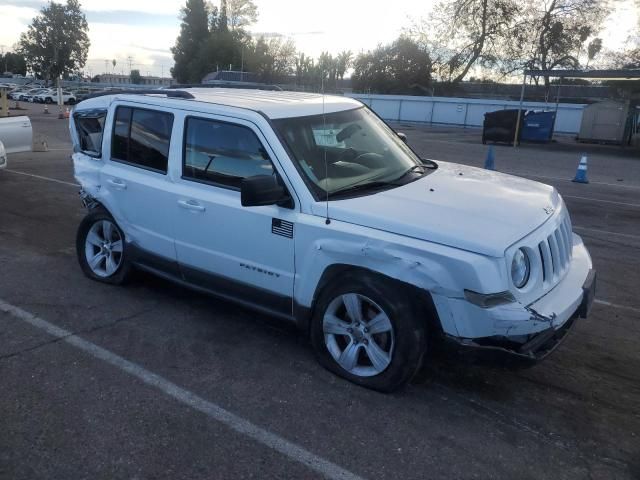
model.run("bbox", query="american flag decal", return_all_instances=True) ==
[272,218,294,238]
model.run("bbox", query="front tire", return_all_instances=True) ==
[310,272,426,392]
[76,209,131,284]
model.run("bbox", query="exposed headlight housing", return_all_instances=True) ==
[511,248,530,289]
[464,290,515,308]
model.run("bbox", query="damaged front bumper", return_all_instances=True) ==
[433,235,595,363]
[446,269,595,362]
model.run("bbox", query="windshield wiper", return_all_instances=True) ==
[327,180,398,199]
[327,162,437,199]
[395,161,437,179]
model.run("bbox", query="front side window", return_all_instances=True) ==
[183,117,273,188]
[111,106,174,173]
[273,107,434,199]
[74,109,106,157]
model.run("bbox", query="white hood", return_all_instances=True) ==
[317,161,560,257]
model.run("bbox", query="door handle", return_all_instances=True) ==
[107,178,127,190]
[177,199,206,212]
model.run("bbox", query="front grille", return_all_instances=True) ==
[537,214,573,285]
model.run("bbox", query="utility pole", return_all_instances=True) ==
[127,55,133,83]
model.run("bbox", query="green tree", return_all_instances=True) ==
[227,0,258,30]
[509,0,609,91]
[0,52,27,75]
[18,0,90,83]
[294,52,315,87]
[171,0,211,83]
[219,0,229,31]
[335,50,352,81]
[412,0,520,83]
[130,69,142,84]
[247,36,296,83]
[352,36,432,95]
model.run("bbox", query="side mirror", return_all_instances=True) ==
[0,141,7,169]
[396,132,407,143]
[241,175,291,207]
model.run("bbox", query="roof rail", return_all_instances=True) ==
[168,82,283,91]
[83,89,195,100]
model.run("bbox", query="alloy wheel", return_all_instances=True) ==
[84,220,124,277]
[323,293,395,377]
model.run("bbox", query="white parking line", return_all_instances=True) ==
[573,226,640,241]
[3,169,79,187]
[523,173,640,190]
[594,299,640,315]
[562,195,640,209]
[0,299,364,480]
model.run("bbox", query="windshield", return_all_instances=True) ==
[273,107,432,198]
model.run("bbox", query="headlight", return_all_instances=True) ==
[511,248,530,288]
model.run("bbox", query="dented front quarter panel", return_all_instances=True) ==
[294,213,510,336]
[294,207,592,343]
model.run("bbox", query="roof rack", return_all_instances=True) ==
[83,89,195,100]
[168,82,282,91]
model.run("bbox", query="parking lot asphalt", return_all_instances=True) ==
[1,103,639,479]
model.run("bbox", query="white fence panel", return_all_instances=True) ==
[348,94,586,134]
[400,100,432,122]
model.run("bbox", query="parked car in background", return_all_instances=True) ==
[20,88,49,102]
[0,116,33,166]
[36,90,77,105]
[8,88,29,100]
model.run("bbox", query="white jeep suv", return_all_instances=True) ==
[70,88,595,391]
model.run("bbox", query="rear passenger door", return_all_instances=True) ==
[172,115,296,317]
[101,105,179,271]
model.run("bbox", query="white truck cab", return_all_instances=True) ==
[70,88,595,391]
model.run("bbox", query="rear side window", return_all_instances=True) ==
[183,117,273,188]
[111,106,174,173]
[74,109,106,157]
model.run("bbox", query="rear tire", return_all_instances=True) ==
[76,209,132,285]
[310,272,426,392]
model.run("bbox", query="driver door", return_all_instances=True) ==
[171,115,296,317]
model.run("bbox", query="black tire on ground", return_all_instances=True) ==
[45,97,53,104]
[310,272,427,392]
[76,208,132,285]
[67,98,76,105]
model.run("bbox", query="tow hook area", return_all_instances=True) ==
[525,306,556,324]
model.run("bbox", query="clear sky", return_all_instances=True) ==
[0,0,638,78]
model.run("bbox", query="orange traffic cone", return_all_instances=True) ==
[43,104,50,114]
[64,107,70,119]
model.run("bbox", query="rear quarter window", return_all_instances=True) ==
[73,109,107,157]
[111,106,174,174]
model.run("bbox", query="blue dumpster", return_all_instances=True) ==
[521,111,556,143]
